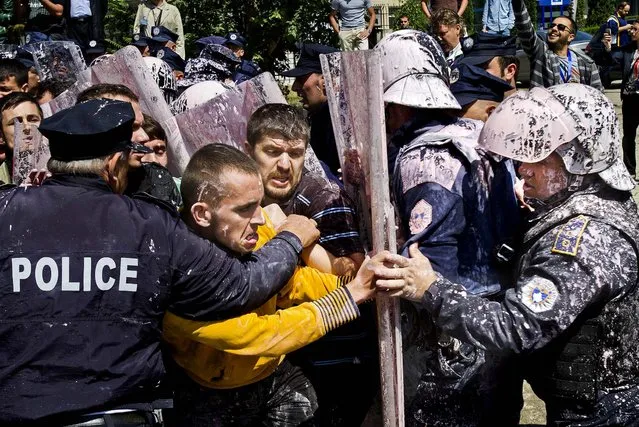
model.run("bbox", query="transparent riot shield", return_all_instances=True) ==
[12,121,50,186]
[41,77,93,117]
[89,46,188,176]
[25,41,87,83]
[164,72,325,176]
[0,44,18,59]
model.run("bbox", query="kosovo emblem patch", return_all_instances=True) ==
[551,215,590,256]
[520,278,558,313]
[409,199,433,235]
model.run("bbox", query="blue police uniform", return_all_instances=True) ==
[391,113,522,425]
[421,183,639,426]
[234,59,261,84]
[0,100,304,424]
[392,115,520,295]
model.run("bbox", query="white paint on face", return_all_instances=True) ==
[518,152,569,201]
[210,170,265,255]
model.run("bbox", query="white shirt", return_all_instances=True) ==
[446,42,463,65]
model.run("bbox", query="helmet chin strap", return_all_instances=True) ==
[567,174,584,192]
[526,174,593,211]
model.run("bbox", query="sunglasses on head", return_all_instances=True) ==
[549,23,573,33]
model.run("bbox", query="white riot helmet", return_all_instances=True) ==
[374,29,460,110]
[169,80,232,115]
[479,83,634,191]
[143,56,177,104]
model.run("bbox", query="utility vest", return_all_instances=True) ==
[521,187,639,416]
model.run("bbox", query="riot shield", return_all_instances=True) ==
[41,77,93,117]
[25,41,87,83]
[89,46,188,176]
[12,121,50,186]
[321,50,404,427]
[163,72,325,176]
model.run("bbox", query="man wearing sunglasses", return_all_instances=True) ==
[513,0,602,89]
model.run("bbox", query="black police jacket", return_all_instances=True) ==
[0,175,303,424]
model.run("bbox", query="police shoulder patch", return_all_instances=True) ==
[520,278,558,313]
[409,199,433,235]
[551,215,590,256]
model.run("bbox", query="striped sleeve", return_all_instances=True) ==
[312,286,360,334]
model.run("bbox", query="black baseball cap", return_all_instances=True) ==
[281,43,339,77]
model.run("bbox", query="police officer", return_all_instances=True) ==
[281,43,341,178]
[450,63,514,122]
[0,99,319,425]
[375,29,522,425]
[177,43,240,91]
[380,83,639,426]
[457,33,519,93]
[147,25,179,56]
[223,32,262,85]
[154,46,185,81]
[130,33,151,57]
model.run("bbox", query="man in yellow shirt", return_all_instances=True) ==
[163,143,384,426]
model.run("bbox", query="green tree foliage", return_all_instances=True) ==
[393,0,474,33]
[104,0,136,50]
[105,0,338,72]
[586,0,616,27]
[392,0,428,31]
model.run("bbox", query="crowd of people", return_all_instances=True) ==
[0,1,639,427]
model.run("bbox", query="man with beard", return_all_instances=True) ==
[0,92,42,184]
[245,103,378,427]
[513,0,601,89]
[163,143,385,426]
[282,43,341,178]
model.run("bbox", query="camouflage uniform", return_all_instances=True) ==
[376,30,522,426]
[419,84,639,426]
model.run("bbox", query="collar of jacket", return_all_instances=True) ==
[390,111,457,149]
[44,173,113,192]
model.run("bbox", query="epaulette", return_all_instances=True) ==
[551,214,590,256]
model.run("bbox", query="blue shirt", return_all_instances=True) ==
[391,116,521,297]
[331,0,372,29]
[70,0,92,18]
[482,0,514,33]
[608,13,630,48]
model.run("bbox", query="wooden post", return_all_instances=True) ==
[321,50,404,427]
